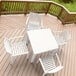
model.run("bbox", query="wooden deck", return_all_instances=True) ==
[0,14,76,76]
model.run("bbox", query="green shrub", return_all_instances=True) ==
[53,0,76,12]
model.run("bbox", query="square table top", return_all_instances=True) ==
[27,28,58,54]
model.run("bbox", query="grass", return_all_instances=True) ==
[53,0,76,12]
[62,3,76,12]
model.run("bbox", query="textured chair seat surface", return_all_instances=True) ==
[55,36,66,46]
[41,55,56,72]
[27,22,41,30]
[12,41,28,56]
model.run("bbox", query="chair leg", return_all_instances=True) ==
[31,54,36,63]
[42,73,46,76]
[53,74,54,76]
[26,54,29,60]
[10,56,14,64]
[26,34,29,45]
[36,59,39,64]
[60,45,64,52]
[10,56,16,64]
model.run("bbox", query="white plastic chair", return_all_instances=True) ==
[55,29,71,50]
[26,12,42,30]
[4,36,28,64]
[39,53,63,76]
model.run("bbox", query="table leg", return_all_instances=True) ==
[31,54,36,63]
[26,33,29,45]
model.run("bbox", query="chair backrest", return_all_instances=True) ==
[26,12,41,30]
[4,37,12,54]
[59,29,71,42]
[29,12,41,22]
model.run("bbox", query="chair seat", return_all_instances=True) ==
[27,22,41,30]
[12,41,28,56]
[55,36,66,46]
[41,56,56,72]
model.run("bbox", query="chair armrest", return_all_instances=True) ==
[9,36,24,40]
[26,14,30,25]
[52,30,62,33]
[41,18,43,29]
[55,31,62,33]
[39,58,46,72]
[52,30,62,37]
[55,53,62,66]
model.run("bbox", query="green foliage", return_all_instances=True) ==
[28,3,49,12]
[62,2,76,12]
[53,0,76,12]
[59,0,73,3]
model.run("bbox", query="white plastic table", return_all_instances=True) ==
[27,28,58,63]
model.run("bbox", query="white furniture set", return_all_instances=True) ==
[4,12,71,76]
[27,28,58,63]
